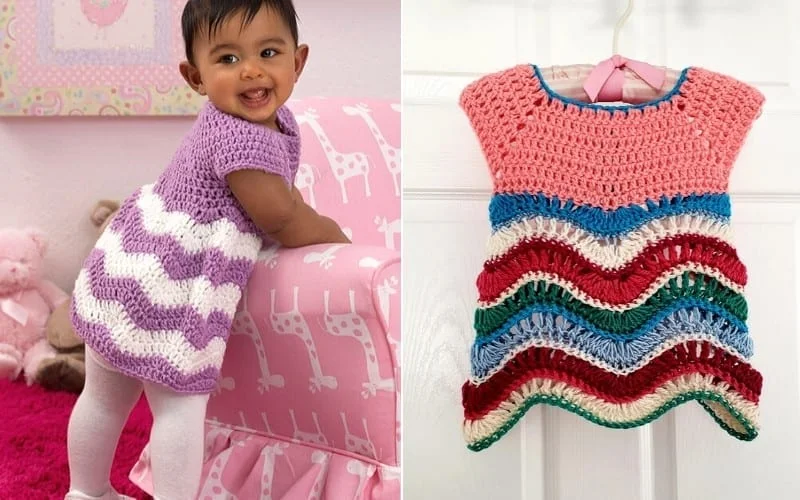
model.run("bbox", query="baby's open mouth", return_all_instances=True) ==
[240,88,271,108]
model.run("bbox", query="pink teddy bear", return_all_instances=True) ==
[0,228,68,381]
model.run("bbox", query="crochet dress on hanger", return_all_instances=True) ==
[459,64,764,452]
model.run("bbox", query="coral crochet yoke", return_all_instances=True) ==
[70,102,301,394]
[459,64,765,451]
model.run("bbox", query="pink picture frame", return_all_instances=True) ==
[0,0,205,116]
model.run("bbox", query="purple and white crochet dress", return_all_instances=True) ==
[71,102,300,393]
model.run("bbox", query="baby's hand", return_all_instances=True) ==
[320,216,352,244]
[293,186,350,244]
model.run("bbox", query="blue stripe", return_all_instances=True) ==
[489,192,731,235]
[470,309,752,379]
[475,300,747,347]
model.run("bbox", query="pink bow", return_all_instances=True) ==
[583,55,666,103]
[0,297,28,326]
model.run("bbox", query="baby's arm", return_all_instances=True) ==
[227,169,351,248]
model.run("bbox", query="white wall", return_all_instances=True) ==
[0,0,400,292]
[299,0,399,99]
[403,1,800,499]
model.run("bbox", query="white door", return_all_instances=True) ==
[402,1,800,499]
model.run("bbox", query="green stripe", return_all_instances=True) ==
[475,272,747,335]
[467,390,757,452]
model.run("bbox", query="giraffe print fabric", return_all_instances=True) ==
[129,98,401,499]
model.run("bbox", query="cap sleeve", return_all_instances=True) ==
[689,69,765,167]
[459,65,539,181]
[203,104,301,183]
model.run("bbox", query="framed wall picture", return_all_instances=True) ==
[0,0,205,116]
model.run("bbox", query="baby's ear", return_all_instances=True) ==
[293,44,309,82]
[91,200,120,228]
[180,61,206,95]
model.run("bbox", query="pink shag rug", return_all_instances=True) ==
[0,379,153,499]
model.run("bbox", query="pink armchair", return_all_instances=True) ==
[130,98,401,499]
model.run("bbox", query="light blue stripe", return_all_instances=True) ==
[470,309,752,379]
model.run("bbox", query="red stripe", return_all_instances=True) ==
[462,340,761,419]
[477,234,746,303]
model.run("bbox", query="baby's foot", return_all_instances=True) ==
[64,490,134,500]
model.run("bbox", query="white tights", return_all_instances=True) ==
[66,350,209,500]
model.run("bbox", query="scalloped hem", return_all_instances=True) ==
[129,422,400,499]
[464,375,758,452]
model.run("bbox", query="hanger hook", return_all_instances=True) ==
[612,0,635,55]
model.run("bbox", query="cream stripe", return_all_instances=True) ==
[486,214,731,269]
[463,373,758,443]
[469,333,750,383]
[137,183,262,260]
[478,265,745,311]
[96,229,242,319]
[704,400,746,431]
[73,269,226,374]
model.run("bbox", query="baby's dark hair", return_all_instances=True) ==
[182,0,299,64]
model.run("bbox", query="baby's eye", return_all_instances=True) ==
[261,49,277,58]
[219,54,239,64]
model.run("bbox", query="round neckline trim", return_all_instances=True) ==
[530,64,691,113]
[205,101,300,139]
